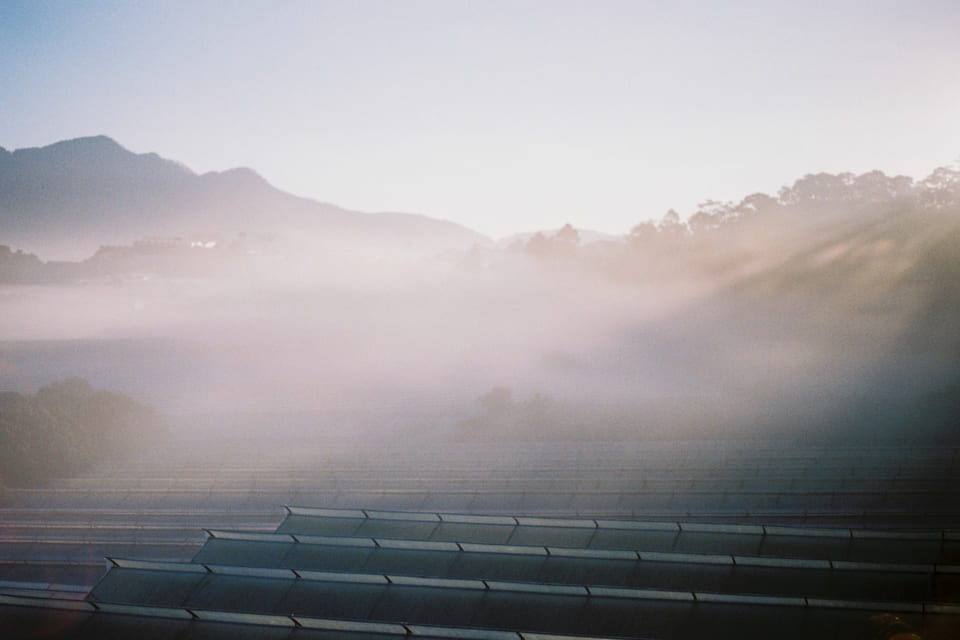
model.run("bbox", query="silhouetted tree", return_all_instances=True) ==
[524,224,580,260]
[920,166,960,210]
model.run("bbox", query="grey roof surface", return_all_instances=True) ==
[76,500,960,640]
[4,437,960,637]
[275,507,960,565]
[84,562,960,638]
[190,532,960,603]
[18,594,956,640]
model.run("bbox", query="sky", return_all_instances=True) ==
[2,0,959,239]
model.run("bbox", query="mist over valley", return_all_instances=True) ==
[2,137,959,473]
[5,5,960,635]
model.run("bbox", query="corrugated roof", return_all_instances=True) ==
[4,439,960,637]
[187,531,958,603]
[276,507,960,565]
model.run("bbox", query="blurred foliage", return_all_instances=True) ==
[0,245,47,283]
[0,378,162,487]
[461,382,960,445]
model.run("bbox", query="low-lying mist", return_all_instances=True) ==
[2,168,959,458]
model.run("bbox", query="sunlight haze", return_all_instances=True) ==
[3,0,958,237]
[3,6,960,636]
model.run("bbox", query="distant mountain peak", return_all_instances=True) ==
[66,134,120,146]
[0,135,489,260]
[5,136,192,173]
[201,166,267,184]
[33,134,127,154]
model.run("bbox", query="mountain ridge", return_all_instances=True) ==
[0,136,490,260]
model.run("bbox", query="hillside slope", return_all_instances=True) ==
[0,136,488,260]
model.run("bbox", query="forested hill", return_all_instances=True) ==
[456,166,960,442]
[0,379,162,487]
[480,168,960,333]
[485,166,960,275]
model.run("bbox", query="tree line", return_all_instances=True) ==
[0,378,162,487]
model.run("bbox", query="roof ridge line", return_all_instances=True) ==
[95,558,954,611]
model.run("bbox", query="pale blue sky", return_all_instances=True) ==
[2,0,959,237]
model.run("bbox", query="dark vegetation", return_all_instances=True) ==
[486,167,960,286]
[0,378,162,487]
[459,383,960,445]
